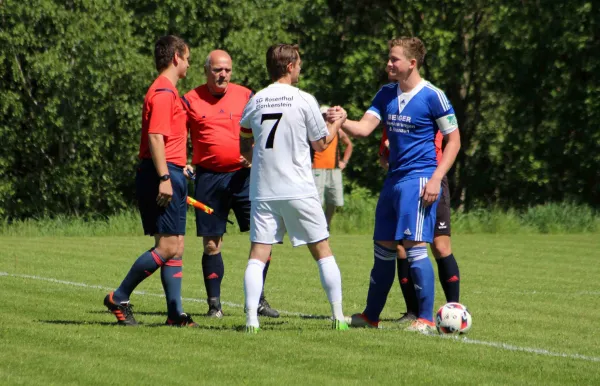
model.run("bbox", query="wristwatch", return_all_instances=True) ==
[159,174,170,181]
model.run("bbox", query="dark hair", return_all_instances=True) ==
[388,36,427,69]
[266,44,300,81]
[154,35,188,72]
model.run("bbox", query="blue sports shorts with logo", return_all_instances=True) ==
[373,176,440,243]
[136,159,187,236]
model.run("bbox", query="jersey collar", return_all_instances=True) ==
[396,80,427,114]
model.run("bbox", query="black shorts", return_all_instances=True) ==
[193,166,251,237]
[136,159,187,236]
[434,175,451,236]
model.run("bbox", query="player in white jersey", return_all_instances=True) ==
[327,37,461,333]
[239,44,348,333]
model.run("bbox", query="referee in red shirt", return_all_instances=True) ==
[103,35,196,327]
[183,50,279,318]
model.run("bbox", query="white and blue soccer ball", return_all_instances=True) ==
[435,302,472,335]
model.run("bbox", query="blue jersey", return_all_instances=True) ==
[367,80,458,182]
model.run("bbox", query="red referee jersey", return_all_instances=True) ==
[182,83,252,172]
[138,76,187,167]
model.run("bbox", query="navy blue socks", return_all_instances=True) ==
[202,252,224,300]
[161,257,183,320]
[397,257,419,314]
[113,249,165,303]
[436,253,460,302]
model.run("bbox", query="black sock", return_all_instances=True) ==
[261,255,271,300]
[397,257,418,314]
[202,252,224,299]
[436,254,460,302]
[161,257,183,320]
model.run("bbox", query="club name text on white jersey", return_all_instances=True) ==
[240,83,329,201]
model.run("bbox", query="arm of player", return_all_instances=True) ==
[311,118,343,152]
[342,112,380,138]
[147,91,175,208]
[149,133,173,207]
[328,107,380,138]
[337,129,353,170]
[379,153,389,170]
[378,133,389,170]
[421,129,461,206]
[239,135,254,164]
[239,95,255,164]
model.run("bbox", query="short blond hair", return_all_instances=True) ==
[389,37,426,69]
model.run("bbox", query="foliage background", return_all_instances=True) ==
[1,0,599,219]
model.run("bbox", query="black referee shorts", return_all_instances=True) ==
[434,175,451,236]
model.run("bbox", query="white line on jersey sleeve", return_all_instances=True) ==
[425,83,451,113]
[366,109,382,121]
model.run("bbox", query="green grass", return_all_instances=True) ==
[1,233,599,385]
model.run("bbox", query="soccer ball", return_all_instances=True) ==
[435,302,472,335]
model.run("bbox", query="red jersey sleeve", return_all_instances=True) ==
[379,128,390,157]
[148,91,174,136]
[435,131,443,164]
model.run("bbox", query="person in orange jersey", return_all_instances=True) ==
[312,105,353,229]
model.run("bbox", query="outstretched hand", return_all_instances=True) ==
[326,106,347,123]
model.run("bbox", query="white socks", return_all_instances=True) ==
[317,256,344,321]
[245,256,345,327]
[244,259,265,327]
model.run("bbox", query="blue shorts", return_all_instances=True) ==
[136,159,187,236]
[193,166,251,237]
[373,177,440,243]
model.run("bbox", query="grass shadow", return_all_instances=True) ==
[40,320,129,326]
[298,314,331,320]
[88,310,167,316]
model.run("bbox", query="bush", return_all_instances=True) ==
[521,202,598,233]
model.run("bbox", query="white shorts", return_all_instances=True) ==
[250,196,330,247]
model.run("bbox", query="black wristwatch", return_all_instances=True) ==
[159,174,170,182]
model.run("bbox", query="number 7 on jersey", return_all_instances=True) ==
[261,113,282,149]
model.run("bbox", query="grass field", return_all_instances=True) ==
[1,233,599,385]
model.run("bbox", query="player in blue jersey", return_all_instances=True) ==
[328,36,461,333]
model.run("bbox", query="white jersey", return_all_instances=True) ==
[240,83,328,201]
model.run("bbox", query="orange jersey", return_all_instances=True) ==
[138,76,187,166]
[380,128,443,164]
[312,134,339,169]
[183,83,252,172]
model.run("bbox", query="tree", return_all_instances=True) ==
[0,0,149,218]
